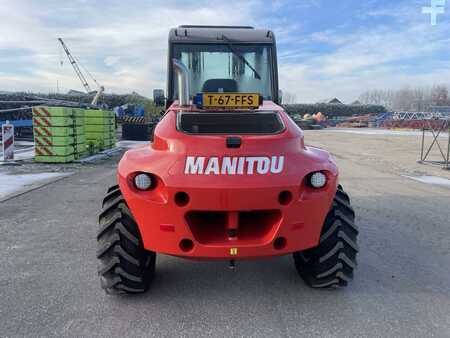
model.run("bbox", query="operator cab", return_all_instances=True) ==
[166,25,280,108]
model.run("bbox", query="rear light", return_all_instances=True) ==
[128,172,167,203]
[309,172,327,189]
[134,173,153,191]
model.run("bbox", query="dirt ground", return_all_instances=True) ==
[1,128,449,337]
[304,129,450,180]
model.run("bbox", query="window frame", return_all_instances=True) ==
[167,42,279,108]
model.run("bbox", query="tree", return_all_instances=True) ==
[431,85,449,106]
[359,84,450,112]
[282,92,297,104]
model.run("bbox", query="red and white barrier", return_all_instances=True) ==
[1,120,14,161]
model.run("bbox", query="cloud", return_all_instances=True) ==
[0,0,449,103]
[277,2,450,102]
[104,56,120,67]
[0,0,256,94]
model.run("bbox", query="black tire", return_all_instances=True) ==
[97,184,156,294]
[293,185,358,288]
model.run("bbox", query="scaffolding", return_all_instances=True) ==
[393,111,448,120]
[419,119,450,170]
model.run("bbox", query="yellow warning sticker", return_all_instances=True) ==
[230,248,238,256]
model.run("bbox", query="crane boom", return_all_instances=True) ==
[58,38,91,93]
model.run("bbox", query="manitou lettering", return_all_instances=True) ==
[184,156,285,175]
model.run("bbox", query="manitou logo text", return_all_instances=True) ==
[184,156,285,175]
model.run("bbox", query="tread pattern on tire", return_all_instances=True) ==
[97,185,155,294]
[293,185,358,288]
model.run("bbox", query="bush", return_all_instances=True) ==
[283,103,387,118]
[0,91,162,118]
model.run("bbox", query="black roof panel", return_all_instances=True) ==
[169,26,274,44]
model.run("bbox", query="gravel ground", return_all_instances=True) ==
[1,130,449,337]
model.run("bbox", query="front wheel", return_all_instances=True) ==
[293,185,358,288]
[97,185,156,294]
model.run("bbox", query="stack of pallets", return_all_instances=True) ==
[85,109,116,154]
[72,108,87,158]
[32,107,86,163]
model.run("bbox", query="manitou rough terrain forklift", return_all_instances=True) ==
[97,26,358,294]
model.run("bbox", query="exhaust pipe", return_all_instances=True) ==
[172,58,190,107]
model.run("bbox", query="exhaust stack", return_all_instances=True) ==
[172,58,190,107]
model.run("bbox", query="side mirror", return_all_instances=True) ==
[278,90,283,105]
[153,89,165,107]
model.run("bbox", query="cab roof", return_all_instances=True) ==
[169,25,275,44]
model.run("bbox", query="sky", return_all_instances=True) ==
[0,0,449,103]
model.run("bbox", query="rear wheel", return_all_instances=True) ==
[293,185,358,288]
[97,184,156,294]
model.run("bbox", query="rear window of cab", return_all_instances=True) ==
[176,111,285,135]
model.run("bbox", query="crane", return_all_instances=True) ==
[58,38,104,105]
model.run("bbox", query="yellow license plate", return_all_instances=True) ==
[202,93,260,108]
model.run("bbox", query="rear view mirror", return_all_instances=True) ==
[153,89,165,107]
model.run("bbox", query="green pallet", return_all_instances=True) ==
[33,115,75,127]
[86,132,113,140]
[85,109,114,118]
[33,106,87,121]
[34,135,75,146]
[86,128,114,135]
[35,154,75,163]
[74,126,85,135]
[35,145,74,156]
[84,109,103,118]
[34,126,84,137]
[33,106,73,117]
[33,106,86,118]
[74,143,86,153]
[86,138,104,147]
[85,116,115,125]
[86,139,112,148]
[72,108,86,118]
[33,126,74,137]
[85,123,114,133]
[73,134,86,144]
[86,138,115,151]
[73,116,85,126]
